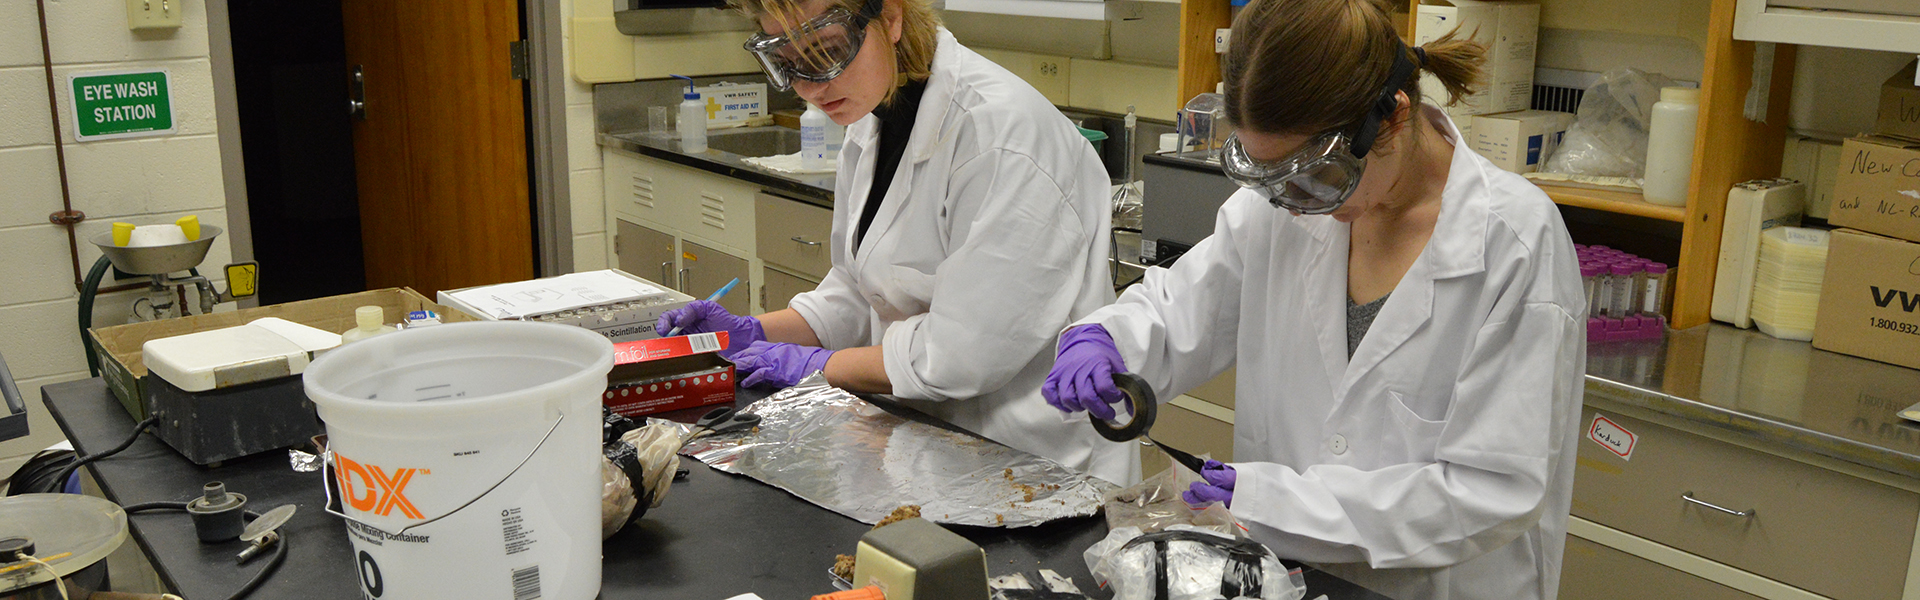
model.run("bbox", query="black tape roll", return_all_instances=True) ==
[1090,372,1157,442]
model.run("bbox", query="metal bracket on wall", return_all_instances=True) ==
[49,210,84,225]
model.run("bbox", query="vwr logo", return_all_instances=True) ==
[1872,286,1920,313]
[335,453,426,519]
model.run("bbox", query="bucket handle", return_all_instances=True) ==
[321,414,565,536]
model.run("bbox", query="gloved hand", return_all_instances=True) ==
[656,300,765,358]
[731,341,834,389]
[1182,459,1237,507]
[1042,325,1130,420]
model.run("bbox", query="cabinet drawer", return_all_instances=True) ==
[1571,408,1918,600]
[1560,535,1763,600]
[754,196,833,278]
[761,266,819,313]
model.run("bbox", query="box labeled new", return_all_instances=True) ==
[1414,0,1539,134]
[605,332,737,417]
[1812,229,1920,370]
[1470,110,1572,173]
[1829,135,1920,242]
[1877,59,1920,142]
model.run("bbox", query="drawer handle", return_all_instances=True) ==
[1682,492,1755,519]
[790,236,822,246]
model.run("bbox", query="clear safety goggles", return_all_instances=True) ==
[742,0,881,91]
[1221,131,1366,215]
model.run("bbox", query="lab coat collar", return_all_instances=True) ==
[1330,106,1487,400]
[904,29,961,164]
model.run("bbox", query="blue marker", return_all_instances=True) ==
[666,277,742,337]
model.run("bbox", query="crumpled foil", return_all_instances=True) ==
[682,375,1115,527]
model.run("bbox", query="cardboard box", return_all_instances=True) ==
[87,288,474,463]
[1828,135,1920,242]
[604,331,736,417]
[1877,59,1920,142]
[1469,110,1572,173]
[696,81,768,129]
[438,270,694,343]
[1414,0,1540,135]
[1812,229,1920,370]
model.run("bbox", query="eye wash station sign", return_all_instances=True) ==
[69,69,175,141]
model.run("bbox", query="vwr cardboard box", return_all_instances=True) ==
[1812,229,1920,370]
[1415,0,1540,135]
[1878,59,1920,142]
[1829,135,1920,242]
[1469,110,1572,173]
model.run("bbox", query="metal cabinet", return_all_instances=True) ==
[681,239,751,316]
[761,266,818,313]
[1560,536,1764,600]
[616,219,680,289]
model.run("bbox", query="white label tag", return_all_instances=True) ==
[1588,415,1638,460]
[688,333,722,354]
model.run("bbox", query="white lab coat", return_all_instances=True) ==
[1076,106,1585,599]
[786,30,1136,485]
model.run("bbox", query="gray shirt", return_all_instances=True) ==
[1347,293,1390,358]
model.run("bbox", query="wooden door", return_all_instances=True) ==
[342,0,533,296]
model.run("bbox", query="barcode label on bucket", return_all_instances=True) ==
[510,565,541,600]
[689,333,721,354]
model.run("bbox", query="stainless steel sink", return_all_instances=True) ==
[706,126,802,157]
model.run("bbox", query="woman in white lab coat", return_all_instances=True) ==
[657,0,1135,483]
[1043,0,1586,597]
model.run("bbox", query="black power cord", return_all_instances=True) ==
[51,415,159,492]
[122,501,290,600]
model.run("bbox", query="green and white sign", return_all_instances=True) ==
[69,69,174,141]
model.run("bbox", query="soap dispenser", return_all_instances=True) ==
[673,75,707,153]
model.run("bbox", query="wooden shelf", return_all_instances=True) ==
[1536,182,1688,223]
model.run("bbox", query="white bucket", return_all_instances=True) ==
[304,321,613,600]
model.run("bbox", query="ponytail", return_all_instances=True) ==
[1412,29,1487,107]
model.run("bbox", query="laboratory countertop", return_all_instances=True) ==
[45,379,1385,600]
[600,129,837,209]
[1585,322,1920,479]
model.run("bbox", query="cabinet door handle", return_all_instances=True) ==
[679,268,691,292]
[660,262,674,287]
[790,236,821,246]
[1682,492,1754,518]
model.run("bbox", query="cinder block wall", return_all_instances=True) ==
[0,0,232,475]
[563,0,608,274]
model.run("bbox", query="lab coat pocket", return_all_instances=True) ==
[1385,389,1447,460]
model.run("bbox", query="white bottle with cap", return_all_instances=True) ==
[673,75,707,154]
[801,102,830,170]
[340,306,397,344]
[1642,86,1700,207]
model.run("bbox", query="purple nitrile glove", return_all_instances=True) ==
[1182,459,1237,507]
[731,341,835,389]
[1042,325,1130,421]
[656,300,765,358]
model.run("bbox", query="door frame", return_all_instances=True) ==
[206,0,256,307]
[526,0,573,276]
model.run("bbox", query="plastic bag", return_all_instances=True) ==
[1083,525,1307,600]
[1541,68,1677,180]
[601,418,685,536]
[1105,465,1241,537]
[600,456,638,539]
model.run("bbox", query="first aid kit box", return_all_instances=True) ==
[1812,228,1920,370]
[697,81,768,129]
[438,269,694,343]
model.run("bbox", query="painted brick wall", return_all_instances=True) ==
[562,0,608,274]
[0,0,231,472]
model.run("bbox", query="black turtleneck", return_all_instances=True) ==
[854,79,929,255]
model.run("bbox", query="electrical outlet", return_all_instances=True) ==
[1032,58,1064,83]
[127,0,185,31]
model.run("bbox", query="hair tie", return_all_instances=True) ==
[1412,46,1428,67]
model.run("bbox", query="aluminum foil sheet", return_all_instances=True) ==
[682,375,1115,527]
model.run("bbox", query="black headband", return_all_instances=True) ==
[1347,42,1421,159]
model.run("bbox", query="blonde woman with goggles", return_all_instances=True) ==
[658,0,1138,484]
[1043,0,1588,596]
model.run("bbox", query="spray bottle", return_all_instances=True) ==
[672,75,707,153]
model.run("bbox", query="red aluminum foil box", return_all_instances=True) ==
[605,331,736,417]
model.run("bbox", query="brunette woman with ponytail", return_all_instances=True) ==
[1043,0,1586,596]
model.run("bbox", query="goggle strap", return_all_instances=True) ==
[1349,42,1420,159]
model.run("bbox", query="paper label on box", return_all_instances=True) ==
[1588,414,1637,460]
[614,330,731,364]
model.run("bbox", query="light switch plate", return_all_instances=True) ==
[127,0,185,30]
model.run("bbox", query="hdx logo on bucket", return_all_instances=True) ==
[334,453,427,520]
